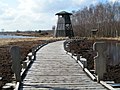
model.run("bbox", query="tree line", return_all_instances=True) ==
[71,2,120,37]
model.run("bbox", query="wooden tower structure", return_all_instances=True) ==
[54,11,74,38]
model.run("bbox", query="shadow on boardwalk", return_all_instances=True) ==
[20,83,79,90]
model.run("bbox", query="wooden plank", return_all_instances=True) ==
[20,41,107,90]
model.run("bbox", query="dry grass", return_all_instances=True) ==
[0,37,58,46]
[3,36,120,46]
[87,37,120,41]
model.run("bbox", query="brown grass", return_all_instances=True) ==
[0,36,65,88]
[0,37,59,46]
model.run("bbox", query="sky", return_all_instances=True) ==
[0,0,119,31]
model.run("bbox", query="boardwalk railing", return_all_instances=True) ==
[2,43,47,90]
[93,42,107,82]
[64,39,115,90]
[64,40,96,81]
[3,38,65,89]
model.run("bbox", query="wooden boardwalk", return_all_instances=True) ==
[20,41,107,90]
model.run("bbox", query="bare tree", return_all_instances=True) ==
[71,1,120,37]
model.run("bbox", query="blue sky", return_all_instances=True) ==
[0,0,119,31]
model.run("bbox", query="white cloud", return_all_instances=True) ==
[0,0,112,31]
[18,0,36,12]
[72,0,85,6]
[109,0,120,2]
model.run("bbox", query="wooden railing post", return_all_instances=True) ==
[10,46,22,82]
[71,50,74,57]
[22,61,27,69]
[28,52,32,61]
[93,42,107,82]
[77,54,80,60]
[32,47,36,60]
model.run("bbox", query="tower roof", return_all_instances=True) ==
[56,11,72,15]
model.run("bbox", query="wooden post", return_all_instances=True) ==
[77,54,80,60]
[93,42,107,82]
[22,61,27,69]
[32,47,36,60]
[71,50,74,57]
[10,46,21,82]
[28,52,32,61]
[80,58,87,68]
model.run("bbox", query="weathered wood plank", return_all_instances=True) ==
[20,41,107,90]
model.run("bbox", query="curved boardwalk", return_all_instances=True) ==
[20,41,107,90]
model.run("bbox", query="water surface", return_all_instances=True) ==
[0,34,35,39]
